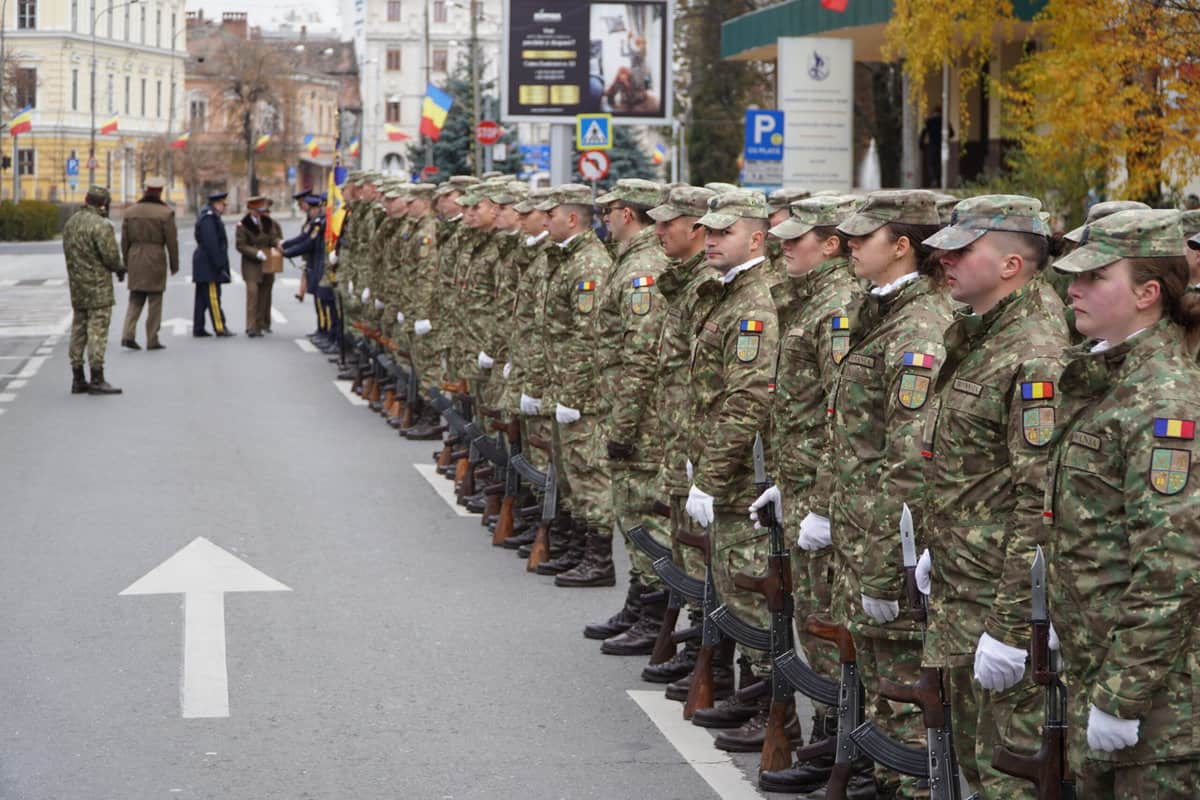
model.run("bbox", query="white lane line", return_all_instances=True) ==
[18,356,46,378]
[35,348,53,356]
[43,278,66,287]
[7,379,27,388]
[44,335,60,345]
[333,379,368,407]
[0,279,15,287]
[412,463,475,517]
[270,307,288,324]
[0,393,16,402]
[294,338,318,353]
[627,690,767,800]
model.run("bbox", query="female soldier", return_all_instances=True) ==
[1046,209,1200,798]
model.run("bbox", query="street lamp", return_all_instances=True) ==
[90,0,141,187]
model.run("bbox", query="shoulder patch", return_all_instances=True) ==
[576,279,596,313]
[632,276,655,288]
[736,332,761,362]
[831,315,850,331]
[897,372,931,410]
[1150,448,1190,495]
[1021,381,1055,401]
[1022,407,1055,447]
[901,352,936,369]
[740,319,764,333]
[830,316,851,364]
[1153,418,1196,440]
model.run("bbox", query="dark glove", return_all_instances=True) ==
[607,440,635,461]
[116,269,126,282]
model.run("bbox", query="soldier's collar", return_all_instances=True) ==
[617,224,659,259]
[869,270,920,297]
[720,255,765,284]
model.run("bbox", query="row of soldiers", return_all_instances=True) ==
[326,169,1200,800]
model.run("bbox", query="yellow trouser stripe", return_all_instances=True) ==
[208,284,225,332]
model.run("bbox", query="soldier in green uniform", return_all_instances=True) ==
[476,181,528,417]
[764,187,811,281]
[62,186,125,395]
[429,176,481,382]
[1180,210,1200,287]
[1046,209,1200,798]
[392,184,444,437]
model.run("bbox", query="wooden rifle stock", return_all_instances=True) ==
[683,644,714,719]
[648,604,680,666]
[492,495,515,545]
[761,701,795,773]
[526,434,554,454]
[806,617,857,663]
[525,518,551,572]
[652,500,672,519]
[877,666,947,729]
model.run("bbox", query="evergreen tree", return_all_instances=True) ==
[571,126,657,190]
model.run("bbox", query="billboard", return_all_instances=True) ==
[778,37,854,191]
[502,0,673,124]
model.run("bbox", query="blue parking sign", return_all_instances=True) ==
[744,110,784,162]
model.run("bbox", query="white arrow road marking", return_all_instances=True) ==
[162,318,193,337]
[120,537,291,719]
[294,338,318,353]
[270,307,288,324]
[333,379,368,406]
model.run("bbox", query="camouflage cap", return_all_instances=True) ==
[1053,209,1184,273]
[407,182,437,201]
[383,181,410,200]
[595,178,667,208]
[769,195,858,240]
[480,170,505,180]
[1189,231,1200,251]
[455,189,482,207]
[837,189,940,237]
[436,175,482,196]
[515,186,553,214]
[704,182,740,194]
[536,183,592,211]
[86,185,111,203]
[923,194,1050,251]
[1064,200,1150,243]
[1179,209,1200,239]
[766,187,812,213]
[694,189,768,230]
[931,192,960,225]
[648,186,717,222]
[493,181,529,206]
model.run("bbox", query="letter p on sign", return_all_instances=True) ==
[744,110,785,162]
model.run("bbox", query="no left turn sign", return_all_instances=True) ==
[578,151,611,182]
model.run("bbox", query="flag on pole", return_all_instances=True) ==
[9,106,33,136]
[99,115,119,135]
[384,124,410,142]
[419,84,453,142]
[255,133,272,153]
[652,143,667,165]
[303,134,320,157]
[325,153,346,254]
[348,137,361,157]
[169,131,190,149]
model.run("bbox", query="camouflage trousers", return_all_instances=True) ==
[669,493,708,583]
[69,306,112,368]
[711,510,772,674]
[947,666,1043,799]
[1077,758,1197,799]
[792,545,838,680]
[521,415,554,472]
[552,413,612,530]
[856,635,926,798]
[611,465,669,590]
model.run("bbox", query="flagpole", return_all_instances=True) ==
[12,131,19,201]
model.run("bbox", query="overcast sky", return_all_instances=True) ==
[188,1,342,34]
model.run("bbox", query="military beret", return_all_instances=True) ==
[648,186,718,222]
[144,175,166,189]
[704,182,740,194]
[595,178,667,209]
[767,187,812,213]
[515,186,554,213]
[837,189,940,237]
[208,191,229,202]
[694,189,768,230]
[770,195,859,240]
[1179,209,1200,239]
[923,194,1050,251]
[1054,209,1184,273]
[536,183,592,211]
[1064,200,1151,243]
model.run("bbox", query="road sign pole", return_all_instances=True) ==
[550,124,573,186]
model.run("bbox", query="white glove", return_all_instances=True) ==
[373,299,385,310]
[915,548,932,596]
[519,393,542,415]
[502,362,512,379]
[555,403,581,424]
[328,250,338,266]
[1049,622,1060,651]
[395,311,405,324]
[361,287,371,303]
[414,319,432,336]
[748,485,782,529]
[478,351,495,370]
[686,459,694,481]
[797,512,832,550]
[685,484,715,528]
[862,594,900,624]
[348,279,355,295]
[973,632,1028,691]
[255,249,267,261]
[1087,705,1139,752]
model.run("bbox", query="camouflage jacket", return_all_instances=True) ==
[596,227,672,468]
[768,256,860,534]
[430,216,465,353]
[378,216,414,325]
[458,229,505,378]
[827,275,953,639]
[1046,319,1200,762]
[511,235,560,411]
[395,215,439,326]
[445,226,487,373]
[655,252,718,497]
[364,217,405,324]
[687,260,780,511]
[489,231,523,361]
[540,229,615,413]
[63,205,122,310]
[354,203,386,291]
[921,279,1069,666]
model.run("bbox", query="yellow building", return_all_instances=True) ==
[1,0,187,205]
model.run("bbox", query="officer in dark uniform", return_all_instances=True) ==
[282,193,333,351]
[292,190,312,300]
[192,190,234,337]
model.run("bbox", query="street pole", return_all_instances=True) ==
[423,0,433,173]
[470,0,480,176]
[1,0,8,200]
[90,0,139,189]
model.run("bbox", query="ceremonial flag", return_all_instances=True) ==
[99,115,119,135]
[348,137,361,157]
[385,123,410,142]
[303,134,319,158]
[325,153,346,253]
[652,143,667,165]
[419,84,453,142]
[821,0,848,11]
[169,130,190,149]
[8,106,32,136]
[255,133,272,153]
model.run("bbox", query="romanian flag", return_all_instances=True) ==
[325,153,346,254]
[1154,418,1196,440]
[740,320,764,333]
[169,131,190,149]
[419,83,453,142]
[255,133,272,153]
[385,124,410,142]
[8,106,32,136]
[652,143,667,166]
[831,316,850,330]
[99,115,119,135]
[576,280,595,291]
[348,137,361,157]
[1021,381,1055,401]
[903,352,936,368]
[303,134,319,158]
[631,276,655,288]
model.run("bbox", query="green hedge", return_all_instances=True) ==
[0,200,65,241]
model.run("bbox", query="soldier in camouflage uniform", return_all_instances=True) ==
[914,196,1069,799]
[764,187,811,281]
[63,186,125,395]
[499,187,553,424]
[822,189,954,797]
[1045,209,1200,798]
[429,176,481,381]
[1181,210,1200,288]
[681,190,786,751]
[458,181,509,407]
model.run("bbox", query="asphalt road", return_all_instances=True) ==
[0,223,809,800]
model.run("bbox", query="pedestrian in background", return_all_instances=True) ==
[192,190,234,337]
[235,196,283,338]
[120,175,179,351]
[62,185,124,394]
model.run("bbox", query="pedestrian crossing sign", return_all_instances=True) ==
[576,114,613,150]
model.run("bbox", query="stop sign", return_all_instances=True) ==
[476,120,502,146]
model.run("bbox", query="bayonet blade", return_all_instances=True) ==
[752,433,767,486]
[1031,545,1047,622]
[899,503,917,568]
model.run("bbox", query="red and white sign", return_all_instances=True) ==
[476,120,502,146]
[578,151,610,182]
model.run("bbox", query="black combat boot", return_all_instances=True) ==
[666,637,737,701]
[553,527,616,587]
[601,590,667,655]
[642,634,699,683]
[535,518,585,574]
[714,698,802,753]
[87,366,122,395]
[757,708,837,793]
[71,366,89,394]
[691,664,767,729]
[583,580,644,640]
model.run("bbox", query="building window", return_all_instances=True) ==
[16,0,36,29]
[190,98,206,131]
[124,76,130,113]
[386,101,401,123]
[433,0,446,23]
[15,68,36,109]
[432,48,447,73]
[156,80,162,117]
[386,49,402,71]
[155,8,161,47]
[17,149,35,176]
[387,1,401,21]
[71,70,79,111]
[140,78,146,116]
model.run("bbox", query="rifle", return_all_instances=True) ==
[992,546,1075,800]
[805,618,863,800]
[526,463,556,570]
[626,520,685,667]
[489,417,522,544]
[678,526,721,720]
[849,504,961,800]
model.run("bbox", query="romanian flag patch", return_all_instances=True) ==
[831,316,850,331]
[1154,418,1196,440]
[632,276,655,288]
[740,320,764,333]
[577,281,595,291]
[902,352,936,369]
[1021,381,1055,401]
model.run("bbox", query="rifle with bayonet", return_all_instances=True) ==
[992,546,1075,800]
[806,617,863,799]
[849,504,961,800]
[625,504,686,666]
